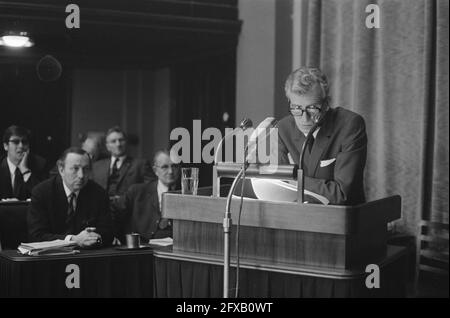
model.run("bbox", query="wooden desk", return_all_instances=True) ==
[153,245,408,298]
[0,246,166,297]
[0,201,29,250]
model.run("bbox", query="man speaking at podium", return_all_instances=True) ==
[276,67,367,205]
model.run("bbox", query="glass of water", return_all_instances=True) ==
[181,168,199,195]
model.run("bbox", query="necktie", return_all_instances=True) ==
[111,158,119,177]
[13,167,24,198]
[66,192,76,225]
[308,137,315,153]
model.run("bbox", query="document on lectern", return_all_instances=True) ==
[251,179,330,205]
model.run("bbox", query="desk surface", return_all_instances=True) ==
[154,245,407,280]
[0,244,170,297]
[0,245,171,262]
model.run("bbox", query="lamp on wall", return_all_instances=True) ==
[0,31,34,48]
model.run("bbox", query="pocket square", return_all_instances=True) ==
[320,158,336,167]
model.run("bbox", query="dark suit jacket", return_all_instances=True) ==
[277,107,367,205]
[27,175,113,245]
[117,181,172,241]
[91,156,155,196]
[0,154,47,200]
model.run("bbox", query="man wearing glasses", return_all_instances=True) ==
[116,150,180,242]
[0,125,47,200]
[277,67,367,205]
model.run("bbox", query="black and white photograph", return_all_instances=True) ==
[0,0,448,302]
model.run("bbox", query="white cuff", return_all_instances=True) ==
[64,235,73,241]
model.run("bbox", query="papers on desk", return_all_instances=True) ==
[0,198,31,204]
[18,240,78,256]
[251,179,330,205]
[148,237,173,247]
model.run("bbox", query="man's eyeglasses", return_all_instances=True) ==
[8,138,29,145]
[155,164,180,171]
[289,103,322,117]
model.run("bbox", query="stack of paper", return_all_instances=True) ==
[251,178,330,205]
[149,237,173,247]
[18,240,78,256]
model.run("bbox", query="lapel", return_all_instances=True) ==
[99,158,111,188]
[0,157,13,196]
[306,109,336,175]
[290,120,306,164]
[116,156,132,188]
[148,181,160,215]
[54,176,70,229]
[75,182,91,226]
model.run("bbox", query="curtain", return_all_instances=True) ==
[170,52,237,187]
[299,0,448,234]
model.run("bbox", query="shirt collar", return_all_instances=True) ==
[110,155,126,166]
[302,127,321,138]
[62,180,79,198]
[6,157,17,175]
[157,179,169,193]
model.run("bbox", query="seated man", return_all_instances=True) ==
[117,150,180,242]
[28,147,113,247]
[91,126,156,239]
[91,126,155,196]
[0,125,47,200]
[277,67,367,205]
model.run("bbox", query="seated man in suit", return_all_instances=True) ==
[91,126,155,200]
[117,150,180,242]
[276,67,367,205]
[28,147,113,247]
[91,126,155,239]
[0,125,47,200]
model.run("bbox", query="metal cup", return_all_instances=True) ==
[125,233,140,248]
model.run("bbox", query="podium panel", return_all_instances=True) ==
[162,187,401,269]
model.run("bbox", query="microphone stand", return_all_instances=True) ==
[223,136,251,298]
[223,118,276,298]
[223,166,245,298]
[217,119,252,298]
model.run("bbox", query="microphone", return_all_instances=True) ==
[214,118,253,165]
[245,117,278,165]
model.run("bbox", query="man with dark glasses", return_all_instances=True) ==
[0,125,47,200]
[276,67,367,205]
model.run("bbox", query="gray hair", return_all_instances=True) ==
[153,149,170,166]
[284,67,330,100]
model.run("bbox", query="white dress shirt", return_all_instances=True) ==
[302,127,321,138]
[6,157,31,189]
[109,155,126,172]
[157,180,169,210]
[62,181,79,241]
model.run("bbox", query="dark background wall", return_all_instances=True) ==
[0,0,241,185]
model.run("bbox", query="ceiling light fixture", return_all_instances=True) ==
[0,31,34,48]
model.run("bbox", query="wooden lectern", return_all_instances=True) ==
[162,165,401,270]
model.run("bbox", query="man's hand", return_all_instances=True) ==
[72,228,102,247]
[18,150,30,174]
[158,218,170,230]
